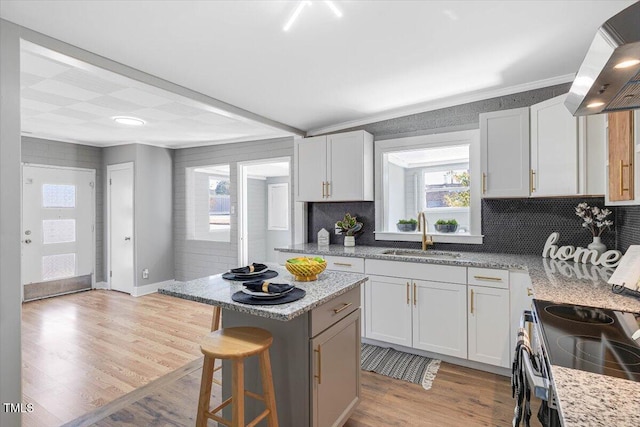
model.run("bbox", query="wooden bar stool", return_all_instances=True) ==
[196,326,279,427]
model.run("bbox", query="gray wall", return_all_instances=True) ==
[134,144,174,285]
[103,144,174,286]
[247,178,267,262]
[0,18,23,427]
[22,136,105,281]
[265,176,291,262]
[174,137,294,281]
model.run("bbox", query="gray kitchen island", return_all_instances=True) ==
[159,264,366,427]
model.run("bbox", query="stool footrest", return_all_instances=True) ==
[246,409,270,427]
[244,390,264,402]
[210,396,233,415]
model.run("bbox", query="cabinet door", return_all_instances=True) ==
[412,280,467,359]
[326,131,373,201]
[480,107,530,198]
[296,136,327,202]
[365,275,412,347]
[468,285,510,368]
[607,111,634,202]
[311,309,360,427]
[530,94,578,196]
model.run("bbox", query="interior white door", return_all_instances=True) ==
[22,165,95,286]
[108,163,135,294]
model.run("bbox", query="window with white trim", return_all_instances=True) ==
[375,130,482,244]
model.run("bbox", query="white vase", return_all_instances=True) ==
[588,236,606,255]
[344,236,355,247]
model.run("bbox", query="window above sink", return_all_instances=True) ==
[374,130,483,244]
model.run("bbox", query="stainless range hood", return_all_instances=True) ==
[565,1,640,116]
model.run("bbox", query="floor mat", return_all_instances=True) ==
[361,343,441,390]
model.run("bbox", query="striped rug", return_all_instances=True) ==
[361,343,441,390]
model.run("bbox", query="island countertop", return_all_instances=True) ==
[158,263,367,322]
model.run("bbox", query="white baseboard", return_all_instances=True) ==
[94,281,109,290]
[131,279,176,297]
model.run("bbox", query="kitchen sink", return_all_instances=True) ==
[380,250,461,259]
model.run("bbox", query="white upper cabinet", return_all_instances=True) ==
[530,94,578,197]
[295,130,374,202]
[480,107,530,198]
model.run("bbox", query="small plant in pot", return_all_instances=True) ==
[336,213,363,247]
[435,219,458,233]
[396,218,418,232]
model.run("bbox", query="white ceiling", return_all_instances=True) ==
[1,0,635,145]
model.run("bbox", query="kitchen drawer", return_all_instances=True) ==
[468,267,509,289]
[365,259,466,284]
[323,255,364,273]
[311,286,361,337]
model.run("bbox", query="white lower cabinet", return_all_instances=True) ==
[413,280,467,358]
[467,285,510,368]
[365,275,412,347]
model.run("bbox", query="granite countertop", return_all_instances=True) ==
[158,263,366,322]
[276,244,640,426]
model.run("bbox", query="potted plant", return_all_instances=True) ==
[435,219,458,233]
[396,218,418,232]
[575,202,613,254]
[336,213,363,247]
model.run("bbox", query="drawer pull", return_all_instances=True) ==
[473,275,502,282]
[333,262,353,267]
[527,287,534,297]
[314,346,322,384]
[333,302,353,314]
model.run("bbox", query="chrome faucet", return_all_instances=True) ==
[417,211,434,251]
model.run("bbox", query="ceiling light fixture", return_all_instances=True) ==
[324,1,343,18]
[283,1,312,32]
[614,59,640,69]
[112,116,146,126]
[587,101,605,108]
[283,1,342,32]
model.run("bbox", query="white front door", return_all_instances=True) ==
[108,163,135,294]
[21,165,95,287]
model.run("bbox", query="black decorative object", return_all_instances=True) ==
[231,288,306,305]
[222,270,279,281]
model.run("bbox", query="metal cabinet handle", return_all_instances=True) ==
[413,282,417,306]
[322,182,326,198]
[473,275,502,282]
[620,160,630,196]
[470,289,475,314]
[333,302,352,314]
[326,181,330,197]
[124,236,131,241]
[406,282,410,305]
[482,173,487,195]
[530,169,536,193]
[333,262,352,267]
[527,287,534,297]
[314,346,322,384]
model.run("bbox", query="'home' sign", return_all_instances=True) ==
[542,232,622,267]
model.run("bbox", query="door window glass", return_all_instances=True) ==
[42,253,76,281]
[42,219,76,244]
[42,184,76,208]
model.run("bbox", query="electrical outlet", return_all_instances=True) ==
[142,268,149,279]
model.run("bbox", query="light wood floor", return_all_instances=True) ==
[22,289,521,427]
[21,290,213,427]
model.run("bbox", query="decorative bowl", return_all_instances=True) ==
[285,257,327,281]
[434,224,458,233]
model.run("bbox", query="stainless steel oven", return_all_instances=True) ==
[513,310,560,427]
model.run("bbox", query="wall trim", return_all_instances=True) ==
[307,74,575,136]
[131,279,176,297]
[95,281,109,290]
